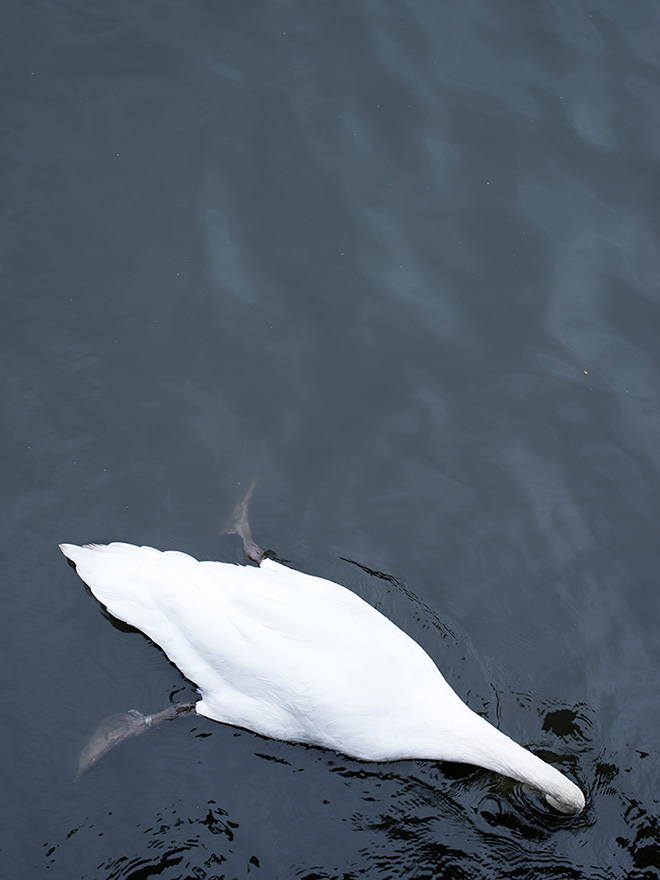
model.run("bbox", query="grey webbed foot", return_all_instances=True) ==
[224,480,267,564]
[76,701,197,778]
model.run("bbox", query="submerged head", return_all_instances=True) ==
[543,779,586,815]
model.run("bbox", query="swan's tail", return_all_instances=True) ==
[59,542,167,627]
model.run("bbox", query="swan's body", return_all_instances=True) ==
[60,541,585,814]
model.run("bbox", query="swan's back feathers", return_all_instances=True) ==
[60,541,586,813]
[59,542,461,754]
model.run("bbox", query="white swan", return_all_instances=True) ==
[60,495,584,814]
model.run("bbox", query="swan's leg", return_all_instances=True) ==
[76,701,197,778]
[225,479,266,565]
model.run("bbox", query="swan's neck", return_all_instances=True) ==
[421,706,584,814]
[466,714,558,783]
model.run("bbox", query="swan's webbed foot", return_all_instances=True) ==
[76,709,150,778]
[76,701,198,778]
[225,480,267,565]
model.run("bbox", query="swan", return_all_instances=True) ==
[60,488,585,815]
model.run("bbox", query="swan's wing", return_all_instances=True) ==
[202,559,383,649]
[197,559,450,733]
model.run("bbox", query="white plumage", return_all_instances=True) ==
[60,541,585,814]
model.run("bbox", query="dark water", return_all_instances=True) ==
[3,1,660,877]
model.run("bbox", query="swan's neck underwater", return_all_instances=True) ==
[412,701,585,814]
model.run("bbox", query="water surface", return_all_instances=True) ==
[3,1,660,877]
